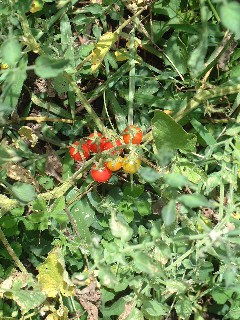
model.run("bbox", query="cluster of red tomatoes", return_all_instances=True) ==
[69,125,143,183]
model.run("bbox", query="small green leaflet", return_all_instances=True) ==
[152,110,196,154]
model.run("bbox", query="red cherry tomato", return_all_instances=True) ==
[123,125,143,145]
[69,141,90,162]
[106,156,123,171]
[103,139,123,154]
[87,132,106,153]
[91,163,112,182]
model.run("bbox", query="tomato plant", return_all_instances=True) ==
[122,156,141,174]
[123,125,143,145]
[106,156,123,171]
[69,141,90,162]
[103,139,123,154]
[87,132,107,153]
[91,163,112,182]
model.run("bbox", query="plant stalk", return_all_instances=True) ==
[0,227,28,274]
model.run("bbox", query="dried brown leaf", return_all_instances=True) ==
[45,144,63,182]
[76,281,101,320]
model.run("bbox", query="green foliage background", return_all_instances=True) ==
[1,0,240,319]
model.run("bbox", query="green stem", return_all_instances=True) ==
[64,73,105,132]
[197,33,235,80]
[207,0,221,22]
[173,84,240,122]
[128,26,136,125]
[18,14,42,54]
[0,227,28,274]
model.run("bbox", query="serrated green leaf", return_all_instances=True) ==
[220,2,240,37]
[36,247,74,298]
[70,197,94,244]
[110,214,133,241]
[164,173,190,188]
[139,167,162,183]
[102,297,125,318]
[165,280,188,295]
[175,298,192,319]
[162,199,177,227]
[173,159,208,184]
[211,288,233,304]
[126,308,144,320]
[133,252,163,276]
[136,199,151,216]
[0,272,46,314]
[11,182,36,204]
[35,56,69,78]
[1,38,21,66]
[23,212,49,231]
[2,57,27,113]
[226,307,240,320]
[123,183,144,198]
[152,111,196,153]
[143,299,166,317]
[178,193,209,208]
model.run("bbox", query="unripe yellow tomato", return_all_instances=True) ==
[122,156,141,174]
[106,156,123,172]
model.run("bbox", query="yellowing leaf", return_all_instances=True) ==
[30,0,44,13]
[37,247,74,298]
[45,306,69,320]
[91,32,118,73]
[115,49,129,62]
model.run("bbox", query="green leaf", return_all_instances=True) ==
[23,212,49,231]
[36,247,74,298]
[123,183,144,198]
[152,110,196,153]
[190,119,217,146]
[226,307,240,320]
[188,4,209,76]
[70,197,94,244]
[0,273,46,315]
[11,182,36,204]
[211,288,233,304]
[0,144,21,164]
[136,199,151,216]
[35,56,69,78]
[88,190,106,213]
[178,193,209,208]
[220,2,240,38]
[118,200,134,223]
[133,252,163,276]
[164,173,190,188]
[102,297,125,318]
[1,38,21,66]
[175,298,192,319]
[2,57,27,113]
[15,0,32,13]
[162,199,177,227]
[165,35,188,74]
[142,299,166,317]
[173,159,208,184]
[50,197,68,224]
[109,214,133,242]
[198,261,214,281]
[139,167,162,183]
[165,280,188,295]
[126,308,144,320]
